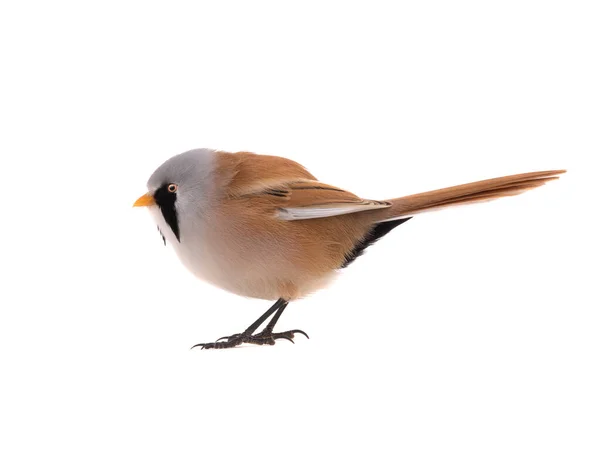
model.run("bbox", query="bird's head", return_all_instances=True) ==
[133,148,216,243]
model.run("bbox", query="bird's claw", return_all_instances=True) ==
[192,329,309,350]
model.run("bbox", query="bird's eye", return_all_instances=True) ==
[167,184,178,193]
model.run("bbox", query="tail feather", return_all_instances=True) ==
[375,169,565,222]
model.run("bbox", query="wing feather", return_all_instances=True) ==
[216,152,390,220]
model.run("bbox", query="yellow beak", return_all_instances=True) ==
[133,192,156,207]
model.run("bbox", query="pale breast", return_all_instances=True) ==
[172,211,350,300]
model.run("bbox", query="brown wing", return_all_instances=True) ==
[215,151,391,220]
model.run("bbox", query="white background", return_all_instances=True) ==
[1,1,598,450]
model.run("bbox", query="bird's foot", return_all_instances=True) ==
[191,329,309,350]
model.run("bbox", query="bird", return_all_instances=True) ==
[133,148,565,350]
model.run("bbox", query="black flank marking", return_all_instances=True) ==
[154,184,180,242]
[340,217,412,268]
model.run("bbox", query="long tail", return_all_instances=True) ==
[374,169,566,222]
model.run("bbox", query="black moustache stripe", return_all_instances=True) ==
[154,185,180,242]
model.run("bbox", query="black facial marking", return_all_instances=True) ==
[340,217,412,268]
[154,184,180,242]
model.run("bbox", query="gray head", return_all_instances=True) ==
[134,148,216,242]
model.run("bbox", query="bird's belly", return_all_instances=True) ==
[172,236,338,301]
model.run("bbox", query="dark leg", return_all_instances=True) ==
[192,299,308,350]
[251,302,309,344]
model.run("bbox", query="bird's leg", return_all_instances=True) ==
[251,302,309,344]
[192,299,308,350]
[191,299,284,350]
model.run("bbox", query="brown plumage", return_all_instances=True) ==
[210,153,564,298]
[205,152,565,301]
